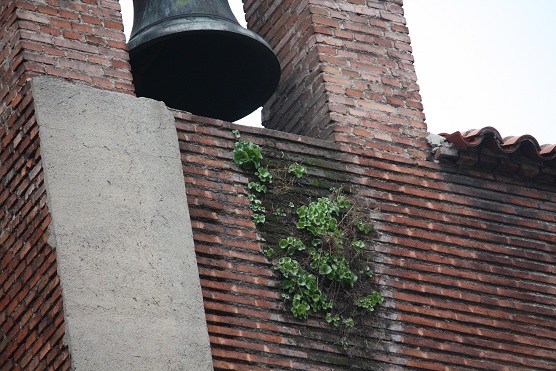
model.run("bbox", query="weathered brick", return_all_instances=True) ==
[177,107,556,368]
[0,0,135,367]
[3,1,556,370]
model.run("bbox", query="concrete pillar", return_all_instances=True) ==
[32,76,213,371]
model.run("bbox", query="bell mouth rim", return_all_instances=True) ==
[127,15,274,57]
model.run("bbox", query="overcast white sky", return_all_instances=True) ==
[120,0,556,144]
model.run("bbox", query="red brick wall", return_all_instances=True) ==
[223,5,554,367]
[0,87,70,370]
[3,0,555,370]
[177,114,556,370]
[243,0,428,160]
[1,1,133,368]
[7,0,134,93]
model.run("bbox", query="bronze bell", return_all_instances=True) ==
[127,0,281,122]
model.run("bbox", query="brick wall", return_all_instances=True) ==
[243,0,428,161]
[10,0,134,93]
[0,83,70,370]
[177,114,556,370]
[1,0,133,368]
[2,0,555,369]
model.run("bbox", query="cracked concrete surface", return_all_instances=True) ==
[32,77,213,371]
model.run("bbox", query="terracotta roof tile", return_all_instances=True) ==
[430,127,556,182]
[439,127,556,162]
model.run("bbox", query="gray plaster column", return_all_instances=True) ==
[32,77,213,370]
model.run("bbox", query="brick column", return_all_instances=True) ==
[1,1,133,368]
[243,0,428,159]
[3,0,134,93]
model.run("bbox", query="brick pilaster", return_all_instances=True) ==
[243,0,428,159]
[4,0,134,94]
[1,1,133,368]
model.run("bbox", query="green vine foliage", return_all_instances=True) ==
[233,140,263,170]
[232,130,383,350]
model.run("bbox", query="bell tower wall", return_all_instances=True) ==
[243,0,428,160]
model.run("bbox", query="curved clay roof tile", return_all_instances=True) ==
[440,127,556,162]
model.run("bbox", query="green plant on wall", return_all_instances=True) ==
[232,130,383,351]
[233,138,263,169]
